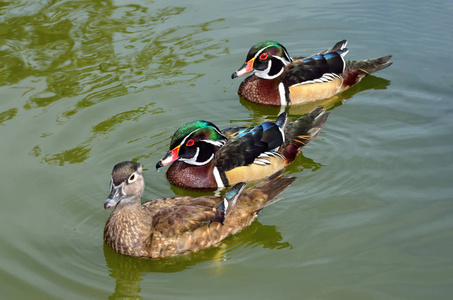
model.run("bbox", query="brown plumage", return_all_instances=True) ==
[103,161,296,258]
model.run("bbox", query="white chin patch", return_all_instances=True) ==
[179,147,215,166]
[254,59,285,80]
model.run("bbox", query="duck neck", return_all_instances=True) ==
[166,159,224,190]
[239,75,285,106]
[104,198,152,256]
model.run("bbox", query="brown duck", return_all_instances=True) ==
[103,161,296,258]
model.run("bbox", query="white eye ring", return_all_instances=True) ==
[128,172,138,183]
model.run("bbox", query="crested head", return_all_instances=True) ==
[248,41,283,56]
[246,41,291,62]
[155,120,228,169]
[232,40,292,80]
[169,120,226,149]
[241,41,292,80]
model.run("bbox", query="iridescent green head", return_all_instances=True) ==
[169,120,226,150]
[232,41,292,80]
[156,120,227,168]
[246,41,291,62]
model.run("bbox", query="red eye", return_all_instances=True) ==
[259,53,268,60]
[186,139,194,146]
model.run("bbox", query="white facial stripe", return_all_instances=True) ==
[179,128,203,146]
[203,139,225,147]
[273,53,291,66]
[179,147,215,166]
[254,44,274,60]
[266,60,272,73]
[282,47,292,62]
[179,126,226,147]
[211,125,225,138]
[179,146,199,163]
[255,45,291,65]
[255,56,286,80]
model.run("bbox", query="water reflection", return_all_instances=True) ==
[0,108,18,124]
[39,101,163,165]
[0,1,228,165]
[103,221,291,299]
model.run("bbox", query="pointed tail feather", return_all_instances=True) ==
[253,172,297,204]
[250,173,296,215]
[233,172,296,214]
[220,172,295,237]
[346,55,393,75]
[282,106,329,163]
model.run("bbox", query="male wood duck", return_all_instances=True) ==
[156,106,329,190]
[103,161,296,258]
[231,40,392,106]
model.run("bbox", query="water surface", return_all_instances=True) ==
[1,0,452,299]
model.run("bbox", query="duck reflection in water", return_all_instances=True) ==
[103,220,292,299]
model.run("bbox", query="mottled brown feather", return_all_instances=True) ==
[104,162,296,258]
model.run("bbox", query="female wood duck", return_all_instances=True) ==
[156,106,329,190]
[231,40,392,106]
[104,161,296,258]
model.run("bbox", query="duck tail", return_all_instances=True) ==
[221,171,296,236]
[342,55,392,88]
[253,169,296,204]
[281,106,329,164]
[347,55,393,75]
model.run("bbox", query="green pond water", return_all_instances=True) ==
[1,0,452,299]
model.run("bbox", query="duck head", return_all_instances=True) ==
[156,120,227,169]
